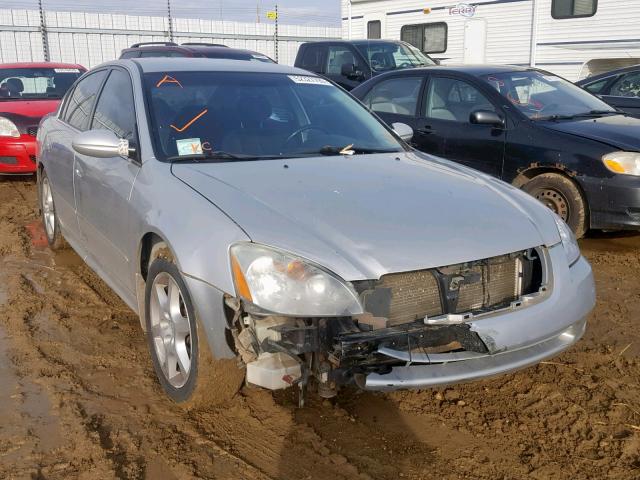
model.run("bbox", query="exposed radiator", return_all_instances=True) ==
[359,250,535,326]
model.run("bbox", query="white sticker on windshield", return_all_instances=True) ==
[176,138,203,156]
[542,75,562,82]
[288,75,331,86]
[54,68,81,73]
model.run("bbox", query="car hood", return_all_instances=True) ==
[541,114,640,151]
[172,152,560,281]
[0,99,60,118]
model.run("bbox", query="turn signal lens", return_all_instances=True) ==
[602,152,640,176]
[231,254,253,302]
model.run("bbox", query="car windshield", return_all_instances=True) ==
[0,67,83,100]
[482,70,617,120]
[144,71,404,161]
[355,42,436,72]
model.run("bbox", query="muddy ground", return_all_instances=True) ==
[0,177,638,480]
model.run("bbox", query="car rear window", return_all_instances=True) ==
[0,67,84,100]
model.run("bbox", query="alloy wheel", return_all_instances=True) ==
[41,177,56,240]
[149,272,193,388]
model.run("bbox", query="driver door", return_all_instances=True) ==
[74,67,140,295]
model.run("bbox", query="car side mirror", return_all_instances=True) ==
[72,129,134,159]
[470,110,505,128]
[392,122,414,142]
[341,63,363,80]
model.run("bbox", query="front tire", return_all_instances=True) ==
[522,173,588,238]
[39,169,67,250]
[144,258,243,407]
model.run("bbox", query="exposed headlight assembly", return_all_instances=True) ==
[0,117,19,138]
[602,151,640,176]
[230,243,363,317]
[554,215,581,266]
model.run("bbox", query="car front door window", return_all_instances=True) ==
[364,76,422,116]
[609,72,640,98]
[424,77,496,123]
[91,69,138,146]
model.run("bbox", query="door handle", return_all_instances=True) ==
[416,125,435,135]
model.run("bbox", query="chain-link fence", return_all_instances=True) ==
[0,7,340,66]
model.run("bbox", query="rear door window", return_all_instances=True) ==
[62,70,108,131]
[300,45,325,73]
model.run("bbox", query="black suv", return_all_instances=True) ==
[294,40,436,91]
[119,42,275,63]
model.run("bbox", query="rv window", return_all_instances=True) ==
[551,0,597,19]
[367,21,382,39]
[401,22,447,54]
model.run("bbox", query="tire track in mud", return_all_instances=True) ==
[0,179,639,479]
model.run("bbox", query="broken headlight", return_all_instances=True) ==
[554,215,580,266]
[230,243,363,316]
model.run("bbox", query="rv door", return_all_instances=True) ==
[463,19,487,63]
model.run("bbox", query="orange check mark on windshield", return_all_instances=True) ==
[170,109,208,132]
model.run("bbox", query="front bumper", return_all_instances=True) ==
[580,174,640,230]
[355,245,595,391]
[0,134,37,174]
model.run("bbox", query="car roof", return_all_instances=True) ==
[0,62,85,70]
[302,39,407,46]
[115,57,309,75]
[373,64,539,77]
[576,64,640,85]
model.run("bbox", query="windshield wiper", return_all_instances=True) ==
[167,151,282,163]
[301,145,402,156]
[538,110,618,121]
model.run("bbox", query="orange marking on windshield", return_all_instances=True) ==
[170,109,208,132]
[156,74,182,88]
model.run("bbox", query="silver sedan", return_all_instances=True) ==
[37,58,595,406]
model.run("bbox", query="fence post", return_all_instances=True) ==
[167,0,174,41]
[38,0,50,61]
[274,4,278,63]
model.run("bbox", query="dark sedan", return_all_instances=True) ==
[352,65,640,237]
[576,65,640,117]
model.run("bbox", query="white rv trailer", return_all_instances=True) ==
[341,0,640,81]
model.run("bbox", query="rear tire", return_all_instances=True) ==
[39,169,67,250]
[522,173,588,238]
[145,257,244,408]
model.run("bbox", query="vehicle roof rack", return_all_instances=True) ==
[130,41,179,48]
[181,42,228,47]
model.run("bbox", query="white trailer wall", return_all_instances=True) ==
[0,8,341,67]
[342,0,640,81]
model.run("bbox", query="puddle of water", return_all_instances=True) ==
[0,263,64,456]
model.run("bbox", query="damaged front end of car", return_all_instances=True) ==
[225,241,589,404]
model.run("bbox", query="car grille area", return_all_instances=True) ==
[356,249,542,326]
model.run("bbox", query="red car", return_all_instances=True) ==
[0,62,85,174]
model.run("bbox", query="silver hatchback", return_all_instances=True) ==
[37,58,595,406]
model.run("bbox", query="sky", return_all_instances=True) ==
[3,0,342,26]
